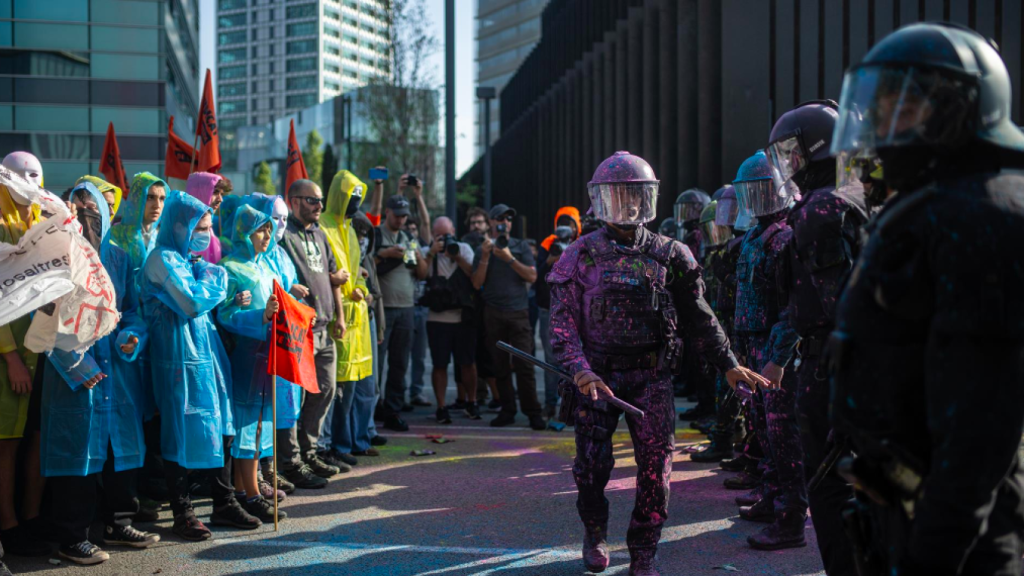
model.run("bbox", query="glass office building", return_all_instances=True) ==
[0,0,200,192]
[475,0,547,157]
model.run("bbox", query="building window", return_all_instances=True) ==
[219,48,247,64]
[269,97,275,109]
[325,26,340,38]
[287,93,317,109]
[269,26,275,38]
[218,82,246,98]
[269,61,275,74]
[326,9,340,20]
[287,21,317,36]
[221,100,247,114]
[219,65,246,80]
[219,0,246,10]
[325,81,340,91]
[218,30,247,46]
[251,46,259,58]
[269,79,275,91]
[286,39,316,54]
[286,75,317,91]
[325,63,340,74]
[344,1,358,9]
[286,57,317,72]
[252,63,260,75]
[218,13,247,28]
[325,44,340,56]
[286,3,316,19]
[252,98,259,111]
[343,34,358,45]
[343,17,358,27]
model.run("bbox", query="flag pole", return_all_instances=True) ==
[271,286,279,532]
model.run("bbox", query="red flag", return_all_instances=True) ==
[268,280,318,393]
[285,119,309,198]
[98,122,129,194]
[165,116,196,180]
[195,69,221,173]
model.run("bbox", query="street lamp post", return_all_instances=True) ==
[445,0,456,221]
[476,86,496,210]
[342,95,353,168]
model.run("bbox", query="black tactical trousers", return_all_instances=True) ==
[573,369,675,556]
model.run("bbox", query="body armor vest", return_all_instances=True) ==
[734,220,788,333]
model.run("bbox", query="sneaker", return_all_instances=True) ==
[383,414,409,432]
[321,449,358,467]
[352,448,380,457]
[135,498,161,522]
[258,477,286,503]
[486,399,502,412]
[172,511,212,541]
[0,525,51,556]
[264,459,296,494]
[528,416,547,431]
[103,524,160,548]
[447,399,468,411]
[59,541,109,565]
[306,454,345,477]
[276,472,297,494]
[281,464,328,489]
[436,407,453,424]
[465,403,482,420]
[490,413,516,427]
[370,435,388,446]
[209,498,262,530]
[411,396,432,407]
[243,496,288,523]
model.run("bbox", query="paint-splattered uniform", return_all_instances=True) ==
[784,184,866,575]
[733,211,806,516]
[706,236,744,449]
[831,172,1024,575]
[548,226,737,558]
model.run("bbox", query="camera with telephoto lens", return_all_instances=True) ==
[495,223,509,249]
[442,233,459,256]
[550,225,574,257]
[403,239,420,269]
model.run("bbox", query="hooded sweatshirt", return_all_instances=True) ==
[185,172,225,263]
[536,206,581,309]
[76,174,122,219]
[321,170,373,382]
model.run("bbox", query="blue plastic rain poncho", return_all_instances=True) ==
[215,194,247,256]
[248,193,302,429]
[40,181,148,477]
[216,204,278,459]
[140,190,234,470]
[101,172,167,420]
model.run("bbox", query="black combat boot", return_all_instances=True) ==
[628,549,659,576]
[582,523,610,573]
[738,496,775,523]
[719,453,755,472]
[723,470,761,490]
[690,430,733,463]
[747,509,807,551]
[734,482,767,506]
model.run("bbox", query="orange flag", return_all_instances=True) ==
[195,69,221,173]
[165,116,196,180]
[268,280,318,393]
[98,122,129,194]
[285,119,309,198]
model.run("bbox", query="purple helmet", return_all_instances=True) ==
[713,185,740,227]
[587,151,659,225]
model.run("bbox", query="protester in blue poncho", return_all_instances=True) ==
[38,180,159,565]
[216,204,290,523]
[139,191,259,541]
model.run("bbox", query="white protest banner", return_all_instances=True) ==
[0,215,76,327]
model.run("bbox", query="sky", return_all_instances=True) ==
[199,0,480,177]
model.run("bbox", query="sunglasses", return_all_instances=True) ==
[293,196,325,206]
[493,215,513,222]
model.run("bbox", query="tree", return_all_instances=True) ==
[254,161,276,195]
[321,144,338,193]
[303,129,324,187]
[356,0,442,211]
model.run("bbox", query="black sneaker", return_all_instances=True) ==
[103,523,160,548]
[436,407,453,424]
[172,510,212,541]
[306,453,345,477]
[447,399,468,411]
[243,496,288,523]
[0,525,51,556]
[276,472,297,494]
[528,416,547,431]
[321,449,358,467]
[281,464,328,489]
[370,435,388,446]
[465,403,482,420]
[486,399,502,412]
[490,413,516,427]
[209,498,262,530]
[383,414,409,432]
[59,541,109,565]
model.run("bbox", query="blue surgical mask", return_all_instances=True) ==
[189,230,211,253]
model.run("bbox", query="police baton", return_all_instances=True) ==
[496,341,645,419]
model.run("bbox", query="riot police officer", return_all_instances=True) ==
[765,100,869,574]
[831,22,1024,575]
[731,150,807,550]
[674,188,711,259]
[548,151,768,576]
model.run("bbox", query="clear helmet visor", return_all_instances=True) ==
[714,197,740,227]
[734,207,755,231]
[733,178,797,217]
[832,65,976,156]
[836,149,884,189]
[766,134,808,189]
[588,182,659,225]
[674,202,704,223]
[702,221,733,247]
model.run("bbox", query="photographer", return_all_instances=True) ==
[422,217,479,423]
[536,206,581,420]
[373,186,428,432]
[471,204,544,430]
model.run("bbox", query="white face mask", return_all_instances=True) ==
[359,236,369,255]
[272,199,289,241]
